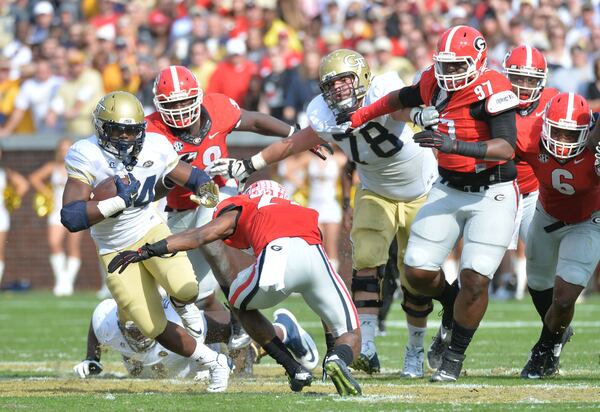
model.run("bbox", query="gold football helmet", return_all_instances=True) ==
[319,49,372,117]
[94,91,146,169]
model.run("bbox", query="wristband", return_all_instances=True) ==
[250,153,267,171]
[342,197,351,210]
[97,196,126,218]
[146,240,170,257]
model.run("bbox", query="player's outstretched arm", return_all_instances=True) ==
[164,160,219,208]
[107,210,239,274]
[60,175,140,232]
[237,109,296,138]
[73,319,103,379]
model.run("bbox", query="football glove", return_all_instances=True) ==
[412,130,455,153]
[206,158,256,185]
[108,241,169,274]
[115,173,140,207]
[190,180,220,208]
[409,106,440,129]
[594,142,600,177]
[73,359,103,378]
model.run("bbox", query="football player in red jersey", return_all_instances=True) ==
[503,45,558,300]
[517,92,600,378]
[108,180,362,396]
[146,66,329,353]
[338,26,520,381]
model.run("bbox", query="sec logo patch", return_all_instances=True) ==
[173,141,184,152]
[538,153,549,163]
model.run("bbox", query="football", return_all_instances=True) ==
[89,176,130,201]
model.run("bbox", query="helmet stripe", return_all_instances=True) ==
[566,92,574,121]
[444,26,462,53]
[170,65,180,92]
[525,45,532,67]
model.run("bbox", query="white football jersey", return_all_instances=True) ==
[92,298,203,379]
[65,133,178,254]
[307,71,438,201]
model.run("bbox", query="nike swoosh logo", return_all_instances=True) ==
[574,158,584,164]
[303,338,316,363]
[535,111,544,117]
[441,112,450,117]
[208,132,219,139]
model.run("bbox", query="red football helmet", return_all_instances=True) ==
[244,180,290,200]
[542,92,591,159]
[503,45,547,107]
[153,65,203,128]
[433,25,488,91]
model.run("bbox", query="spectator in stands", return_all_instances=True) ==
[282,49,321,126]
[45,49,104,136]
[135,54,158,114]
[548,42,594,93]
[0,56,33,134]
[545,19,572,70]
[583,56,600,112]
[0,57,62,137]
[188,40,216,90]
[259,46,289,121]
[207,37,257,108]
[28,1,54,46]
[29,138,81,296]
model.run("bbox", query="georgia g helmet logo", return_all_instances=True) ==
[343,54,366,68]
[474,37,486,52]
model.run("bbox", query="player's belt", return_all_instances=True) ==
[544,221,569,233]
[522,192,532,199]
[165,206,195,212]
[439,178,488,193]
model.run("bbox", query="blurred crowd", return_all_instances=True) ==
[3,0,600,138]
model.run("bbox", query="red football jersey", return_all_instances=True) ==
[515,88,559,194]
[213,194,322,257]
[518,139,600,223]
[419,66,517,173]
[146,93,242,210]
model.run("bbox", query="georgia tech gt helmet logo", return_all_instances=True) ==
[343,54,366,68]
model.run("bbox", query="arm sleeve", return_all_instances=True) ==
[485,108,517,149]
[398,83,424,108]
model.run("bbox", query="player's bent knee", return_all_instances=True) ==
[401,286,433,318]
[172,280,200,304]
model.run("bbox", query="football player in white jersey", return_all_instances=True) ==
[74,298,319,381]
[207,49,440,377]
[61,91,231,392]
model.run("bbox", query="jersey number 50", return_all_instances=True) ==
[332,122,402,164]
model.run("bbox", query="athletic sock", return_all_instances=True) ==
[190,338,218,365]
[50,253,66,294]
[358,313,377,355]
[529,287,553,321]
[538,323,564,349]
[447,321,476,356]
[264,336,301,375]
[407,324,427,348]
[324,332,336,354]
[330,344,354,365]
[435,279,459,329]
[514,257,527,299]
[65,257,81,288]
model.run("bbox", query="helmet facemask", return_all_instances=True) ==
[96,119,146,170]
[118,320,156,353]
[542,116,590,160]
[505,70,546,106]
[433,53,484,91]
[154,91,202,129]
[321,72,365,118]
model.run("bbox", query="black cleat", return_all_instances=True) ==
[324,355,362,396]
[427,326,451,370]
[350,351,380,374]
[287,366,313,392]
[521,343,550,379]
[430,350,465,382]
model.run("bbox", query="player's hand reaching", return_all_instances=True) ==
[594,141,600,177]
[190,180,220,208]
[108,241,169,274]
[206,158,255,185]
[115,173,140,207]
[410,106,440,129]
[73,359,103,378]
[412,130,455,153]
[309,143,334,160]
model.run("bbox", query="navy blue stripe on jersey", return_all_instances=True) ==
[316,244,353,332]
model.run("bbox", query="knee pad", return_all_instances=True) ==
[351,266,385,308]
[400,286,433,318]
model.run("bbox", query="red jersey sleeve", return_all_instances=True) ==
[203,93,242,133]
[213,196,252,250]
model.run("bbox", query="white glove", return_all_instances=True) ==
[189,180,220,208]
[73,359,103,378]
[205,154,266,185]
[410,106,440,128]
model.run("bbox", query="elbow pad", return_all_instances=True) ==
[184,167,212,193]
[61,200,91,232]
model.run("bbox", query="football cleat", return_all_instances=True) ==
[324,354,362,396]
[287,365,313,392]
[521,342,550,379]
[427,325,452,370]
[171,299,205,339]
[350,351,380,375]
[430,350,465,382]
[549,325,574,374]
[401,345,424,378]
[206,353,233,393]
[273,308,319,370]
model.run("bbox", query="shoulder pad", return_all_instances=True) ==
[486,90,518,115]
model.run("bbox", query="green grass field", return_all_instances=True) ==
[1,291,600,411]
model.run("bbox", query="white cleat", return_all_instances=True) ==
[207,354,233,393]
[171,299,206,339]
[401,345,424,378]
